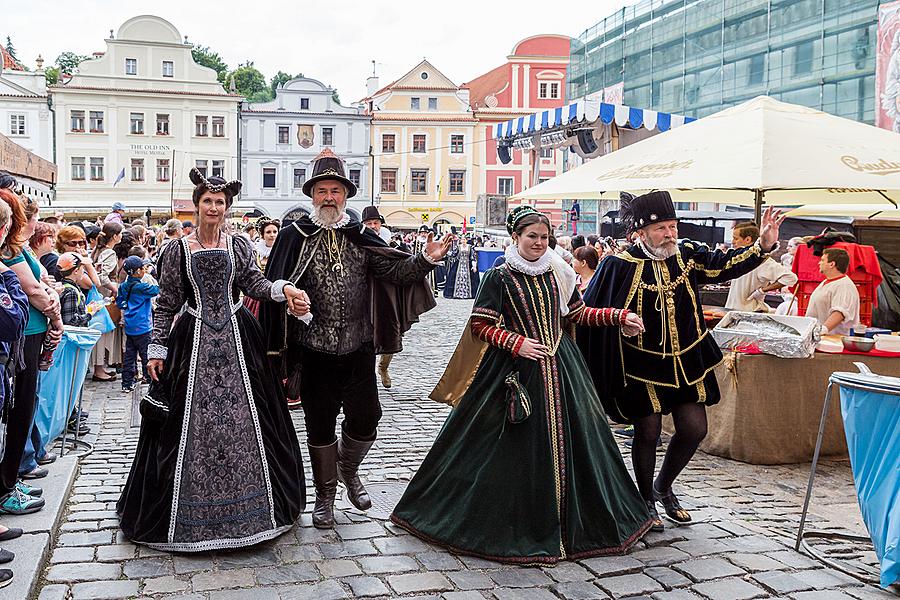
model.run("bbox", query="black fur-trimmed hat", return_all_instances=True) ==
[302,148,358,199]
[619,190,678,234]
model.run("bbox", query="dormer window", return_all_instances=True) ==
[125,58,137,75]
[162,61,174,77]
[411,97,420,111]
[300,98,309,110]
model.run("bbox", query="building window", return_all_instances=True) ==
[157,159,170,182]
[410,97,420,111]
[349,169,361,189]
[300,98,309,110]
[131,159,144,182]
[162,61,174,77]
[412,134,426,153]
[321,127,333,146]
[195,160,208,178]
[156,114,169,135]
[71,157,85,181]
[293,168,306,188]
[278,125,290,144]
[449,170,465,194]
[125,58,137,75]
[195,116,208,137]
[794,40,814,75]
[450,134,464,153]
[380,168,397,193]
[411,169,427,194]
[498,177,513,196]
[212,116,225,137]
[428,97,437,111]
[540,147,553,159]
[539,81,560,99]
[262,168,276,189]
[382,134,395,153]
[89,157,104,181]
[749,54,765,85]
[130,112,144,135]
[89,111,104,133]
[70,110,85,132]
[8,114,25,136]
[212,160,224,178]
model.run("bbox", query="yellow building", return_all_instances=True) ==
[363,60,478,231]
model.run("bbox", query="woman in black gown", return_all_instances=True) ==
[118,170,308,552]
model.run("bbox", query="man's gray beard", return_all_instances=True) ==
[312,204,344,225]
[638,237,678,260]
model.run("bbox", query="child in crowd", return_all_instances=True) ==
[116,256,159,393]
[56,253,92,328]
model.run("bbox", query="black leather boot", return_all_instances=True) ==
[337,432,374,511]
[308,442,338,529]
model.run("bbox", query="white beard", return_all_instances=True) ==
[311,203,345,226]
[638,237,678,260]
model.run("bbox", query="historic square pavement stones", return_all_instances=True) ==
[27,298,900,599]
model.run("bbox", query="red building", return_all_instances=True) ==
[464,35,570,227]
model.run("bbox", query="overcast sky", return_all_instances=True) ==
[9,0,632,102]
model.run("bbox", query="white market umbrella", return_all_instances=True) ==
[512,96,900,220]
[786,204,900,219]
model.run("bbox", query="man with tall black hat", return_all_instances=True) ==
[578,190,784,531]
[361,205,395,388]
[260,149,453,529]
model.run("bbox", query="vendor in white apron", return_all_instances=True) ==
[805,247,861,336]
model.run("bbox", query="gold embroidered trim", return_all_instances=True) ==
[697,379,707,404]
[623,330,710,356]
[646,383,662,412]
[693,243,761,278]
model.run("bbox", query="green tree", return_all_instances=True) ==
[191,44,229,83]
[5,37,18,63]
[269,71,294,98]
[55,51,89,76]
[227,63,270,101]
[44,66,60,85]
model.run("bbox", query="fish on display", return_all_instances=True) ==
[721,313,801,337]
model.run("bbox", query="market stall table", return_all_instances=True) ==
[663,350,900,464]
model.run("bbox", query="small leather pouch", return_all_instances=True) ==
[504,372,532,424]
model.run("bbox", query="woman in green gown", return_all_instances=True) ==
[391,207,652,565]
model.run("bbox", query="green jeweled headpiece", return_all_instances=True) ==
[506,205,541,234]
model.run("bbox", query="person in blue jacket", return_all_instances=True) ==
[116,256,159,393]
[0,196,29,589]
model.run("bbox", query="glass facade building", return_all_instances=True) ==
[569,0,879,122]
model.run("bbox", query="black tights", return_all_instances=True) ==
[631,402,708,501]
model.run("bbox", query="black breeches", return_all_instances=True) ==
[299,342,382,446]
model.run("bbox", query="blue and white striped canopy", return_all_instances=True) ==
[494,99,696,141]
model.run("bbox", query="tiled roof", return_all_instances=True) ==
[1,46,24,71]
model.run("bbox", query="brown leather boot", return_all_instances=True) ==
[337,432,374,511]
[308,442,338,529]
[377,354,393,389]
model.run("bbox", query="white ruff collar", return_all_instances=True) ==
[504,245,577,315]
[504,245,553,275]
[310,211,350,230]
[635,238,675,261]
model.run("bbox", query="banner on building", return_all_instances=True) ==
[603,82,625,106]
[876,0,900,132]
[297,125,314,148]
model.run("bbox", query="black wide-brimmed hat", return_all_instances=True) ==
[302,148,358,199]
[361,205,384,223]
[620,190,678,234]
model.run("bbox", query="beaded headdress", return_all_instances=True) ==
[188,168,243,198]
[506,205,543,234]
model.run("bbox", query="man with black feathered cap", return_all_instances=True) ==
[259,148,453,529]
[578,190,784,531]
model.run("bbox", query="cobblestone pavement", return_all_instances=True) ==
[32,297,900,599]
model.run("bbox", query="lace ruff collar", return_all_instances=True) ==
[504,244,553,275]
[635,238,672,261]
[310,211,351,230]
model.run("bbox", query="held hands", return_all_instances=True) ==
[148,359,164,382]
[284,285,310,317]
[759,206,787,252]
[424,233,455,263]
[621,313,645,337]
[518,337,550,361]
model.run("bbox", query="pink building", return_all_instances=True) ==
[464,35,570,227]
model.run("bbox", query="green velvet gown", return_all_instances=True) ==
[391,265,651,565]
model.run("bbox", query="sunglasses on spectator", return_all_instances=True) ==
[65,240,87,247]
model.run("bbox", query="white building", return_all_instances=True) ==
[51,15,242,219]
[241,76,370,221]
[0,47,54,202]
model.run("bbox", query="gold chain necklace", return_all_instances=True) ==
[325,230,345,274]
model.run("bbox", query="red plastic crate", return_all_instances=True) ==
[794,278,876,326]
